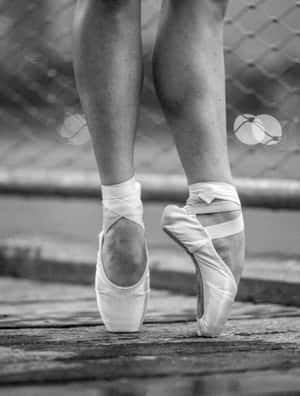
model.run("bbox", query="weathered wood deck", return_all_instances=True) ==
[1,277,300,395]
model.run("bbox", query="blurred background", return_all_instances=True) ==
[0,0,299,258]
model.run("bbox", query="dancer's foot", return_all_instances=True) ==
[196,210,245,317]
[95,177,150,332]
[102,218,147,286]
[162,182,245,337]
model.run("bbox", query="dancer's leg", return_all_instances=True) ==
[153,0,245,305]
[153,0,231,185]
[73,0,146,286]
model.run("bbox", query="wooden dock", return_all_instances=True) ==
[1,277,300,395]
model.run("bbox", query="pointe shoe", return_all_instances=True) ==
[161,183,244,337]
[95,181,150,332]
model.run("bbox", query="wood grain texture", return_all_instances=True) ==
[0,278,300,385]
[2,370,300,396]
[0,318,300,384]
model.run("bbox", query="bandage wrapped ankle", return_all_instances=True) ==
[95,177,150,332]
[161,182,244,337]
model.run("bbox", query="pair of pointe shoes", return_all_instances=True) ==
[95,183,244,337]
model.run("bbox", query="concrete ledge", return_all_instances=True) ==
[0,169,300,209]
[0,238,299,306]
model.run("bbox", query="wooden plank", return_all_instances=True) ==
[0,278,195,328]
[1,277,300,329]
[1,369,300,396]
[0,316,299,384]
[0,277,93,302]
[0,278,300,385]
[0,238,300,306]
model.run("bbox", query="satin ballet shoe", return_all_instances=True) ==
[161,182,244,337]
[95,181,150,332]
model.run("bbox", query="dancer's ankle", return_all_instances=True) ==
[186,181,245,284]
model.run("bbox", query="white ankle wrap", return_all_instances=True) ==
[95,177,150,333]
[162,182,244,337]
[101,177,144,232]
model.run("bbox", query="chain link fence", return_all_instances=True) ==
[0,0,299,181]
